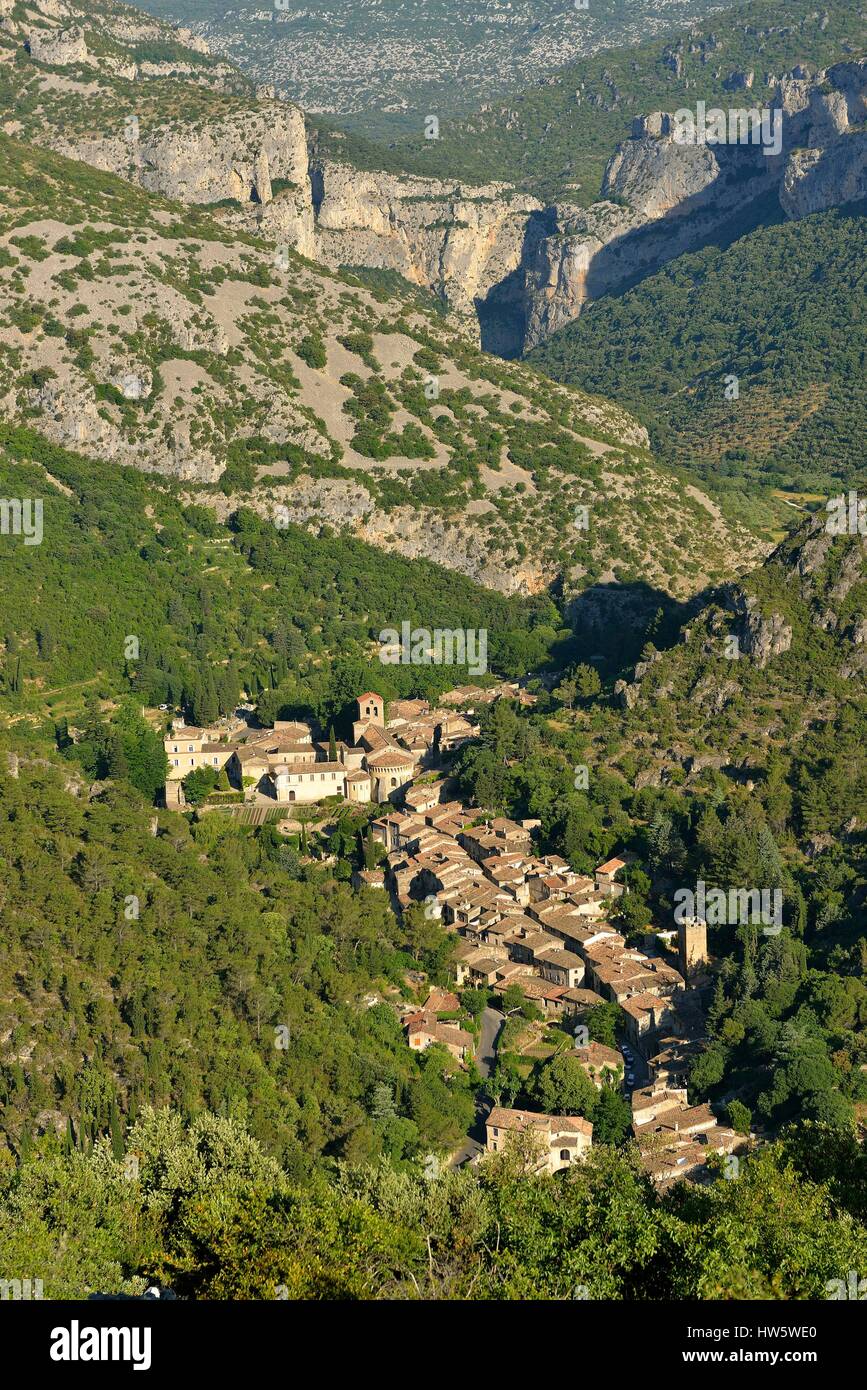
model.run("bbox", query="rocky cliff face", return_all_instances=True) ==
[773,59,867,217]
[7,0,866,358]
[282,58,865,355]
[780,132,867,218]
[0,128,759,603]
[260,161,542,329]
[50,104,310,209]
[510,59,867,353]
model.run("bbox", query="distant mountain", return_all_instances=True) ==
[9,0,863,372]
[131,0,739,140]
[324,0,865,201]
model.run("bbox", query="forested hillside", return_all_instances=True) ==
[0,424,564,731]
[528,202,867,523]
[2,1106,866,1299]
[0,758,476,1172]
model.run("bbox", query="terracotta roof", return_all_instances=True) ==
[424,988,461,1013]
[571,1042,623,1068]
[463,955,504,975]
[487,1107,593,1137]
[596,857,627,875]
[408,1020,473,1049]
[365,750,416,769]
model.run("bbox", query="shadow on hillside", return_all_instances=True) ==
[477,141,784,358]
[582,151,780,306]
[565,579,711,678]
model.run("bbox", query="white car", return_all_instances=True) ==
[626,1073,635,1085]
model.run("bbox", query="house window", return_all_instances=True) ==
[173,759,179,767]
[559,1149,571,1162]
[188,745,194,752]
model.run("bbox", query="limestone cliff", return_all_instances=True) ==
[292,161,540,324]
[512,60,866,352]
[780,132,867,218]
[7,0,866,357]
[0,128,761,602]
[49,104,309,209]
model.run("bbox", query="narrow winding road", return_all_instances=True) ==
[477,1005,504,1080]
[448,1006,504,1169]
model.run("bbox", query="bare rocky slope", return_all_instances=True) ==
[3,0,864,356]
[0,128,760,601]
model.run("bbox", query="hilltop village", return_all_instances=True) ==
[163,687,522,809]
[163,689,740,1188]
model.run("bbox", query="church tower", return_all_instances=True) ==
[352,692,385,745]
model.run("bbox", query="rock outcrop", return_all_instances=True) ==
[774,60,867,216]
[269,161,543,326]
[780,133,867,218]
[726,592,793,669]
[49,103,309,208]
[283,56,863,354]
[26,24,87,65]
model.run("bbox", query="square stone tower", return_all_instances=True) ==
[678,916,708,979]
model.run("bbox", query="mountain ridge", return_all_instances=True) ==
[0,130,758,601]
[5,0,864,358]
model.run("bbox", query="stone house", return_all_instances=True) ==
[485,1107,593,1174]
[406,1018,474,1063]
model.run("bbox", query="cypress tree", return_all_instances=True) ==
[109,1102,124,1160]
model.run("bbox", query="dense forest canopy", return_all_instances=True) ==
[528,204,867,525]
[0,422,565,737]
[3,1107,867,1300]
